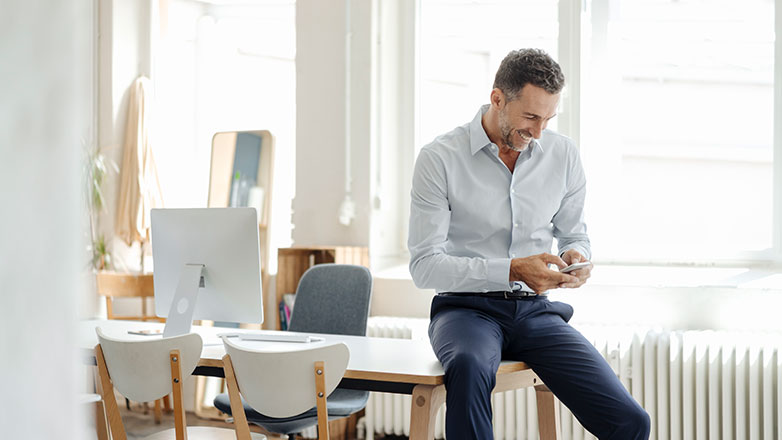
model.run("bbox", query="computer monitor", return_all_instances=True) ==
[151,208,263,337]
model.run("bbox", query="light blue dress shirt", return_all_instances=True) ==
[408,105,591,293]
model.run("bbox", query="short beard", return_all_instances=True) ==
[499,112,528,152]
[503,133,526,152]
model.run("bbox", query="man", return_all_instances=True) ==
[408,49,650,439]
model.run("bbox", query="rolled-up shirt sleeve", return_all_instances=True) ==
[408,148,513,292]
[553,144,591,260]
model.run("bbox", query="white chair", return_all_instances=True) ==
[94,328,265,440]
[221,336,350,440]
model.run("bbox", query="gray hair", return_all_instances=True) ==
[493,49,564,100]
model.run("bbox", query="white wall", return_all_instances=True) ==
[293,0,418,267]
[83,0,154,319]
[76,0,154,320]
[293,0,373,247]
[101,0,152,268]
[0,1,91,438]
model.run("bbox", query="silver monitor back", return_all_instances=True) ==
[151,208,263,326]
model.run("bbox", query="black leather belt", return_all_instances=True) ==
[439,290,540,299]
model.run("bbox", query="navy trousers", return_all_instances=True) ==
[429,294,650,440]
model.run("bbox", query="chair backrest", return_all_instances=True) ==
[288,264,372,336]
[96,327,202,402]
[222,336,349,418]
[96,272,160,321]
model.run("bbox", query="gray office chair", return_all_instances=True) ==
[214,264,373,439]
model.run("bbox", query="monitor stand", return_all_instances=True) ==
[162,264,205,338]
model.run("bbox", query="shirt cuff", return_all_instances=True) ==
[487,258,513,291]
[511,281,534,292]
[559,246,591,261]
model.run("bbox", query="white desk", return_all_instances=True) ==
[80,320,560,439]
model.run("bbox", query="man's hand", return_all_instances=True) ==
[559,249,593,289]
[509,253,579,294]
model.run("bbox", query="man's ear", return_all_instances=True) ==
[490,88,505,109]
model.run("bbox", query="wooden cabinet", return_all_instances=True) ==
[275,246,369,330]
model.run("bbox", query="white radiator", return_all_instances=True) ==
[363,317,782,440]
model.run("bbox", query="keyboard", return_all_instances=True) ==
[237,333,323,343]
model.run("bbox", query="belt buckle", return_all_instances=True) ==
[504,291,509,299]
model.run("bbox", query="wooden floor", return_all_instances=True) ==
[89,396,391,440]
[90,399,286,440]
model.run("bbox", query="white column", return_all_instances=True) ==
[294,0,374,247]
[370,0,418,269]
[774,0,782,262]
[0,1,90,438]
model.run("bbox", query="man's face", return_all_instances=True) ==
[497,84,560,152]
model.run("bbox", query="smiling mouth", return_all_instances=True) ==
[517,130,532,141]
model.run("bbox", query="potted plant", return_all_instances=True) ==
[84,141,116,271]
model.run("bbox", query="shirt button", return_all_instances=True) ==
[511,189,515,194]
[513,223,519,228]
[511,253,516,257]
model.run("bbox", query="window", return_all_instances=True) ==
[581,0,776,263]
[407,0,781,266]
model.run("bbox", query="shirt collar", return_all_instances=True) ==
[528,137,544,156]
[469,104,544,156]
[469,105,493,156]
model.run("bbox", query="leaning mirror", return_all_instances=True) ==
[207,130,274,300]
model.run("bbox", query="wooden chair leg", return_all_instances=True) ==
[95,344,128,440]
[95,399,110,440]
[163,394,172,412]
[105,297,114,319]
[154,398,163,424]
[535,384,561,440]
[169,350,188,440]
[347,410,362,440]
[222,355,253,440]
[314,361,329,440]
[327,418,347,440]
[91,366,111,440]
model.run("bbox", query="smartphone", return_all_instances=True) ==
[560,261,591,273]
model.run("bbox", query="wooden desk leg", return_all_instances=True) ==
[535,384,561,440]
[409,384,445,440]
